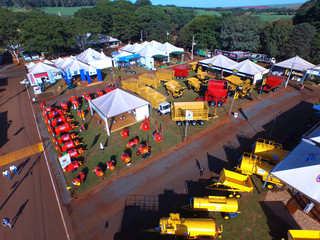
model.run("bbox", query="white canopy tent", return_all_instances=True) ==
[123,43,144,54]
[158,42,184,56]
[271,139,320,204]
[136,45,164,69]
[55,56,76,69]
[77,48,112,69]
[89,89,150,136]
[119,43,132,52]
[274,56,315,72]
[147,40,163,50]
[226,59,268,84]
[199,54,237,69]
[29,62,58,74]
[62,59,96,76]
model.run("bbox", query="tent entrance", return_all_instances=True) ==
[108,112,137,133]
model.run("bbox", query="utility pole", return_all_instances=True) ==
[191,36,195,60]
[140,30,143,42]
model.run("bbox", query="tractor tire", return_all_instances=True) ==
[181,77,184,80]
[217,101,223,107]
[267,183,275,190]
[266,90,270,94]
[273,87,278,92]
[235,193,241,198]
[184,121,190,126]
[224,214,230,220]
[228,91,234,97]
[158,111,162,116]
[240,95,245,100]
[176,121,183,126]
[198,120,204,125]
[210,101,216,107]
[191,120,197,126]
[161,80,165,84]
[228,193,234,198]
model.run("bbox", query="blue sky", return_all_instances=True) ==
[143,0,305,8]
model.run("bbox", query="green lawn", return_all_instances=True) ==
[251,13,293,22]
[195,9,222,17]
[38,6,93,16]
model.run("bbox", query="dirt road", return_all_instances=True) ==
[68,83,320,239]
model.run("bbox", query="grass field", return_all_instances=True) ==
[194,9,223,17]
[251,13,293,21]
[38,6,93,16]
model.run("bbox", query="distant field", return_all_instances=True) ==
[194,9,222,17]
[251,13,293,21]
[266,3,302,8]
[38,6,93,16]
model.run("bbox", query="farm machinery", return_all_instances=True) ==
[164,80,186,98]
[173,65,189,79]
[188,61,198,72]
[171,101,212,126]
[187,77,202,92]
[197,80,228,107]
[207,168,253,198]
[158,213,223,239]
[224,75,253,100]
[285,230,320,240]
[196,66,209,83]
[236,152,283,189]
[252,138,289,164]
[260,76,283,93]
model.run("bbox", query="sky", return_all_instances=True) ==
[144,0,305,8]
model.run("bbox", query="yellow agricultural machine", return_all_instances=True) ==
[236,152,282,189]
[188,196,241,219]
[252,138,289,164]
[171,101,212,126]
[164,80,186,98]
[196,66,209,83]
[224,75,253,100]
[187,77,202,92]
[207,168,253,198]
[156,69,175,84]
[121,78,144,94]
[189,61,198,72]
[284,230,320,240]
[139,72,161,89]
[158,213,223,239]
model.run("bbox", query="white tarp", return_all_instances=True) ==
[123,43,144,53]
[271,140,320,204]
[77,48,112,69]
[158,42,184,56]
[199,54,237,69]
[62,59,96,75]
[227,59,268,76]
[55,56,76,69]
[136,45,164,57]
[147,40,163,50]
[274,56,315,72]
[89,89,150,135]
[119,43,132,52]
[29,62,58,74]
[77,48,101,62]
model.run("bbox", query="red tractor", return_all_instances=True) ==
[59,148,85,158]
[58,140,81,153]
[69,96,80,109]
[63,160,82,173]
[173,65,189,79]
[260,76,283,93]
[197,80,228,107]
[72,172,85,187]
[105,84,115,93]
[46,109,66,120]
[106,160,115,171]
[121,152,131,166]
[82,92,92,102]
[93,166,104,178]
[120,127,129,138]
[49,123,76,136]
[53,133,77,145]
[136,142,151,158]
[60,101,69,111]
[47,116,72,127]
[126,137,140,149]
[97,90,104,97]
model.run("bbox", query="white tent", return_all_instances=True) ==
[271,139,320,204]
[158,42,184,56]
[124,43,144,53]
[140,41,149,47]
[136,45,164,57]
[227,59,268,84]
[112,51,133,67]
[62,59,96,76]
[26,62,36,70]
[89,89,150,135]
[147,40,163,50]
[274,56,315,72]
[53,57,64,65]
[55,56,76,69]
[303,122,320,145]
[29,62,58,74]
[77,48,112,69]
[199,54,237,69]
[119,44,132,52]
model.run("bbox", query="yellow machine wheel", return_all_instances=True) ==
[224,214,230,220]
[235,193,241,198]
[267,183,275,190]
[228,193,234,198]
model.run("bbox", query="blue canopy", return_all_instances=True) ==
[118,54,140,62]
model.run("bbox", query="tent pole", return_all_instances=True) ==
[105,116,110,136]
[89,100,93,115]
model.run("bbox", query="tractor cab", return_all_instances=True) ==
[158,102,171,115]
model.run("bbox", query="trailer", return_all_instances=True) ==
[189,196,241,219]
[187,77,202,92]
[158,213,223,239]
[197,80,228,107]
[164,80,186,98]
[286,230,320,240]
[252,138,289,164]
[260,76,283,93]
[156,69,174,84]
[171,101,212,126]
[121,78,143,94]
[236,152,283,189]
[173,65,189,79]
[207,168,253,198]
[139,72,161,89]
[249,53,275,64]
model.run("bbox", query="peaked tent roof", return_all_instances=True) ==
[140,41,149,47]
[26,62,36,69]
[274,56,315,72]
[29,62,58,74]
[147,40,163,50]
[124,43,144,53]
[53,57,64,65]
[90,89,149,118]
[77,48,101,63]
[227,59,268,75]
[136,45,164,57]
[271,139,320,204]
[119,44,132,52]
[199,54,237,68]
[62,58,93,72]
[98,51,110,60]
[158,42,183,53]
[55,56,76,69]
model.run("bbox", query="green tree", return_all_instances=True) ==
[219,16,265,51]
[284,22,317,59]
[134,0,151,7]
[0,8,20,62]
[261,19,293,59]
[177,15,220,50]
[293,0,319,27]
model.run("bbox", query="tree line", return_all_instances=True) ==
[0,0,319,64]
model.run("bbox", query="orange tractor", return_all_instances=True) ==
[120,127,129,138]
[121,152,131,166]
[53,133,77,145]
[93,166,104,178]
[72,172,85,187]
[140,117,150,131]
[63,160,83,173]
[136,142,151,158]
[126,137,140,149]
[106,160,115,171]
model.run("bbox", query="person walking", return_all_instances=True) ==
[2,170,11,180]
[9,165,19,175]
[2,218,12,228]
[199,168,204,177]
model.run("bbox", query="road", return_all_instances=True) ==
[0,65,71,240]
[67,82,320,239]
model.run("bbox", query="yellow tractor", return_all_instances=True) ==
[224,75,253,100]
[164,80,186,98]
[188,61,198,72]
